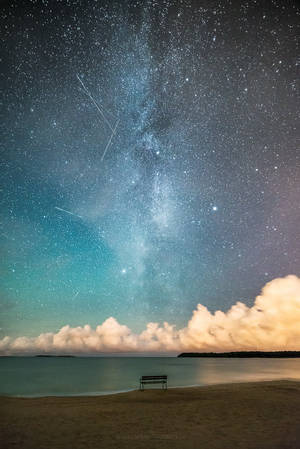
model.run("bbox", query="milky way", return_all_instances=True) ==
[1,0,299,341]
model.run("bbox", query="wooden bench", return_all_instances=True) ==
[140,375,168,391]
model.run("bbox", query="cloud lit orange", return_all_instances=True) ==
[1,275,300,355]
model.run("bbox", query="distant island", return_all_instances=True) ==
[178,351,300,358]
[35,355,75,357]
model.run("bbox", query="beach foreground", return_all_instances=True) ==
[1,381,300,449]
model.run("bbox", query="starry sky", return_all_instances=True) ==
[1,0,299,341]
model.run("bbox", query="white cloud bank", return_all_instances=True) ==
[1,275,300,355]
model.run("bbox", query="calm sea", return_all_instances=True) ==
[1,356,300,397]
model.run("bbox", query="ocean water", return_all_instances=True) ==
[1,356,300,397]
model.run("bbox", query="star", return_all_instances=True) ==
[0,0,298,350]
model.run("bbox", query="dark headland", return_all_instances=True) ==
[178,351,300,358]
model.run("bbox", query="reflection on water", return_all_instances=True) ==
[1,357,300,396]
[192,358,300,385]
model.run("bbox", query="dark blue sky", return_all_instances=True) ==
[1,0,299,340]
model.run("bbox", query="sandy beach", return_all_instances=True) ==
[1,381,300,449]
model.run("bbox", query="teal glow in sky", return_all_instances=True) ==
[1,0,299,351]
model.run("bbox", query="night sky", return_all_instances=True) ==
[1,0,299,345]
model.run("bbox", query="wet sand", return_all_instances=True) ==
[1,381,300,449]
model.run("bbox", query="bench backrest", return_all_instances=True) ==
[141,375,167,380]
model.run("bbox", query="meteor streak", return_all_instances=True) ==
[76,74,114,132]
[54,206,82,219]
[101,118,120,161]
[71,291,79,301]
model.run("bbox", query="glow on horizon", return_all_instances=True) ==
[1,276,300,355]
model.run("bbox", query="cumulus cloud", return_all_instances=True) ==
[1,275,300,355]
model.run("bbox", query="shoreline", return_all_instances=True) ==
[1,380,300,449]
[2,377,300,399]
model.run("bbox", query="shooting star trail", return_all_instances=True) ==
[1,233,15,241]
[71,291,79,301]
[101,118,120,162]
[54,206,82,219]
[76,74,114,132]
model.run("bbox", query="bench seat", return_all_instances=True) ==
[140,375,168,391]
